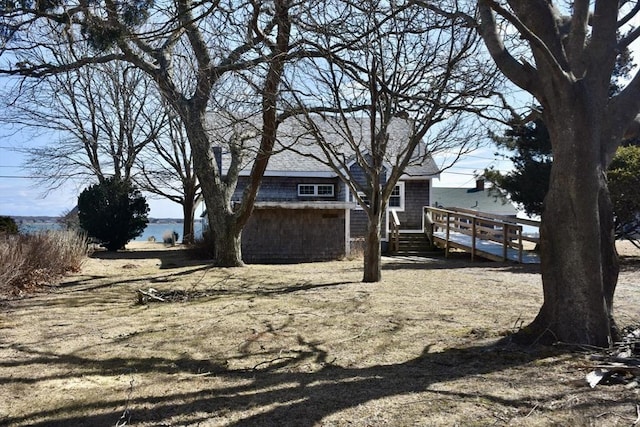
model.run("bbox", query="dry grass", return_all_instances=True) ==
[0,241,639,426]
[0,231,88,296]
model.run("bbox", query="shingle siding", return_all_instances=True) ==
[234,176,341,202]
[395,180,430,230]
[242,208,347,263]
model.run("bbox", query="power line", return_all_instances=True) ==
[0,175,87,180]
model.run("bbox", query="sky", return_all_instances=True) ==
[2,6,636,220]
[0,132,511,219]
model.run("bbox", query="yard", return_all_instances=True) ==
[1,242,639,426]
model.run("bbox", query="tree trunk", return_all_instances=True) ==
[363,212,382,282]
[181,197,196,245]
[599,176,620,341]
[522,104,612,346]
[207,208,244,267]
[184,115,244,267]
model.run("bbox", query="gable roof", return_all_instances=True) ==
[208,114,440,179]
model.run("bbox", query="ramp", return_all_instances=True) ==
[425,207,540,264]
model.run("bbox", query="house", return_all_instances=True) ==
[206,115,440,263]
[430,179,518,217]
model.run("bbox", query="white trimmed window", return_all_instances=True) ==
[389,182,405,211]
[298,184,334,197]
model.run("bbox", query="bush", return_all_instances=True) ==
[609,145,640,237]
[78,177,149,251]
[0,230,89,296]
[162,230,179,245]
[0,216,18,234]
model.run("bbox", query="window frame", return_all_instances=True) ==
[350,183,405,211]
[388,182,405,212]
[297,183,335,198]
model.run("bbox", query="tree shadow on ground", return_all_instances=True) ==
[619,255,640,272]
[383,255,541,274]
[3,338,624,427]
[89,246,206,269]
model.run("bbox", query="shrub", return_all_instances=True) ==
[0,216,18,234]
[0,230,89,296]
[609,145,640,237]
[163,230,179,245]
[78,177,149,251]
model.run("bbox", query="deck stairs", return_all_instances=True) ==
[391,232,440,256]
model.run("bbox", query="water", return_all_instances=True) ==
[18,222,63,234]
[138,221,204,242]
[16,219,203,242]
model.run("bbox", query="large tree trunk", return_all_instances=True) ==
[207,208,244,267]
[184,113,245,267]
[363,212,382,283]
[181,197,196,245]
[523,103,612,346]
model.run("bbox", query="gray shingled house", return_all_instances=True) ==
[205,115,440,263]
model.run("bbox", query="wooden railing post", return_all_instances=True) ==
[518,227,523,263]
[390,210,400,253]
[471,217,476,261]
[502,224,508,261]
[445,212,451,258]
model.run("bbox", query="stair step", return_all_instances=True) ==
[389,232,439,256]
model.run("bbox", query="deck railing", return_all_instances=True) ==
[389,209,400,253]
[424,207,539,262]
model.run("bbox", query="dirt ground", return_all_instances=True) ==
[0,241,639,426]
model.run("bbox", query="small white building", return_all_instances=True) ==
[431,179,517,217]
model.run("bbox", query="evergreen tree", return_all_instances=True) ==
[78,177,149,251]
[0,216,19,234]
[484,117,552,216]
[608,145,640,244]
[486,119,640,242]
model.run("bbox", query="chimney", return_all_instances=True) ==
[476,179,485,191]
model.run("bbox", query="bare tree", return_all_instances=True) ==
[0,0,294,266]
[285,0,500,282]
[469,1,640,346]
[136,107,200,244]
[1,59,162,189]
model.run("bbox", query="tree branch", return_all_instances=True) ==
[476,2,540,96]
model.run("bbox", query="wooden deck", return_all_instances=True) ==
[424,207,540,264]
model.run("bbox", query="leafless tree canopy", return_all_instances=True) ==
[1,58,162,190]
[277,0,502,281]
[1,0,295,266]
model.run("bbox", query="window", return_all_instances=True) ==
[298,184,334,197]
[350,183,405,211]
[389,183,405,211]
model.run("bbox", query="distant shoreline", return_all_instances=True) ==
[9,215,195,224]
[8,217,203,242]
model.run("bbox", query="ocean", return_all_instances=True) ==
[16,220,203,242]
[137,221,204,242]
